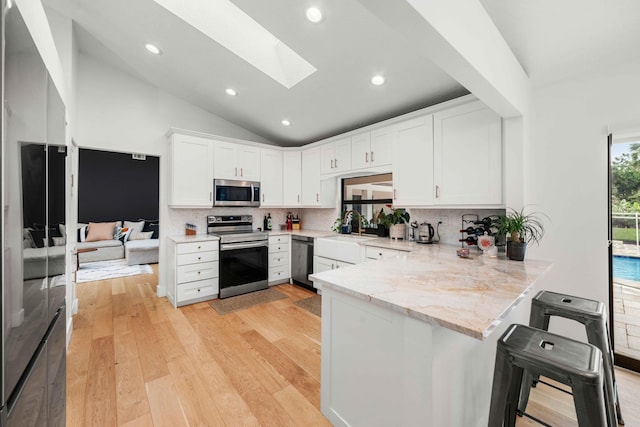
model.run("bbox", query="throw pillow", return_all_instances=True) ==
[23,228,36,248]
[29,229,46,248]
[147,223,159,239]
[86,222,117,242]
[121,228,132,242]
[124,220,145,240]
[52,236,66,246]
[59,224,66,238]
[129,231,153,240]
[77,226,88,242]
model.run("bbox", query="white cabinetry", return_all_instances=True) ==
[260,148,283,206]
[321,137,351,174]
[302,147,321,206]
[434,101,502,206]
[313,256,353,291]
[168,133,214,207]
[168,238,219,307]
[213,140,260,181]
[283,151,302,206]
[268,235,290,284]
[392,115,434,207]
[351,127,394,170]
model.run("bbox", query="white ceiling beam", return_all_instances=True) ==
[358,0,530,117]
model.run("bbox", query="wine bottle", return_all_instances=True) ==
[459,236,477,245]
[460,226,485,234]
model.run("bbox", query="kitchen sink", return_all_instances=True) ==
[328,234,378,242]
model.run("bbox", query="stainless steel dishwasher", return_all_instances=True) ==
[291,235,315,292]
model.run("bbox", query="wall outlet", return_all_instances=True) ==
[437,216,448,226]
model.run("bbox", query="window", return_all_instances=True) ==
[341,173,393,228]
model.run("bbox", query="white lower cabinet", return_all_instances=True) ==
[168,238,219,307]
[268,235,290,284]
[313,256,353,292]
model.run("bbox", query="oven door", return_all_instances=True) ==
[214,179,260,207]
[219,241,269,298]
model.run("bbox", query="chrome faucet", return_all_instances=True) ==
[343,210,363,236]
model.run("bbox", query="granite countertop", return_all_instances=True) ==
[310,243,552,340]
[168,234,220,243]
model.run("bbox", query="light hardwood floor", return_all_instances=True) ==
[67,266,640,426]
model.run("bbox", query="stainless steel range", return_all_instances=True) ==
[207,215,269,299]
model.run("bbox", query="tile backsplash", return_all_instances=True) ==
[167,206,504,247]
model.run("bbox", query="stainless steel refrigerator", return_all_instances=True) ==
[1,1,67,425]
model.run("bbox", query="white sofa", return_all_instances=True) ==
[76,239,159,265]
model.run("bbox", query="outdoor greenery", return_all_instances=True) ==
[613,227,638,242]
[612,143,640,211]
[376,208,410,227]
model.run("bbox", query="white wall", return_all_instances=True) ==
[526,57,640,339]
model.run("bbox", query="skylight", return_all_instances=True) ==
[153,0,317,89]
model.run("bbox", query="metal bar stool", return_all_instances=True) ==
[488,324,607,427]
[518,290,623,426]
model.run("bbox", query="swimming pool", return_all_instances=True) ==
[613,255,640,281]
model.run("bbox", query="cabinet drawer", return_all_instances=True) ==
[177,278,219,302]
[177,240,218,255]
[268,267,289,282]
[269,243,288,254]
[268,235,290,245]
[269,252,288,267]
[177,250,219,266]
[364,246,405,261]
[177,262,218,283]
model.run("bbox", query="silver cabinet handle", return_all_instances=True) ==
[235,167,238,176]
[370,151,374,162]
[365,152,369,163]
[335,158,338,168]
[240,167,243,176]
[316,193,319,202]
[436,185,440,198]
[298,194,300,203]
[210,191,212,201]
[394,189,397,200]
[331,159,334,168]
[262,193,265,202]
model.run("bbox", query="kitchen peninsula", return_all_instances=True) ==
[310,244,552,427]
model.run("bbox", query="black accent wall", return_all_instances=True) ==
[78,149,159,223]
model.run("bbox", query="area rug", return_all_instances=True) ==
[209,288,288,315]
[294,295,321,317]
[77,259,153,283]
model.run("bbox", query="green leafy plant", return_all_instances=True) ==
[377,208,410,228]
[498,207,548,245]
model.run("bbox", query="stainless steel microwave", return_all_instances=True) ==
[213,179,260,207]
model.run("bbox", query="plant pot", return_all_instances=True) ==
[389,223,406,240]
[506,241,527,261]
[376,225,389,237]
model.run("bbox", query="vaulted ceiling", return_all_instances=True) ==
[43,0,640,146]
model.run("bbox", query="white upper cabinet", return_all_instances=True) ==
[433,101,502,206]
[260,148,283,207]
[213,140,260,181]
[369,125,394,168]
[168,133,214,207]
[352,127,394,170]
[393,115,434,207]
[283,150,302,206]
[302,147,321,206]
[321,137,351,174]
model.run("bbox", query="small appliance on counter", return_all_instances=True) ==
[292,214,301,230]
[416,221,441,244]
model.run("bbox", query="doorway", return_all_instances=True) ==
[609,133,640,372]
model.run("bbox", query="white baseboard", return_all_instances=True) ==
[66,317,73,348]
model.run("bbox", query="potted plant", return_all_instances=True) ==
[498,207,547,261]
[377,207,410,240]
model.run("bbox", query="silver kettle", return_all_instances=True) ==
[418,222,435,242]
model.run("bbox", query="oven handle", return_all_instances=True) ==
[220,241,268,251]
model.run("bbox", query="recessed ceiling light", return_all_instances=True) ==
[145,43,162,55]
[225,88,237,96]
[281,119,291,126]
[371,75,385,86]
[306,7,323,23]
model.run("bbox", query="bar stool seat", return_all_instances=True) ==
[488,324,607,427]
[519,290,623,426]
